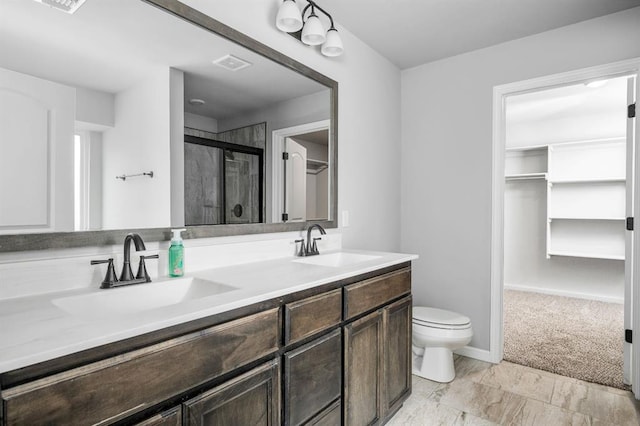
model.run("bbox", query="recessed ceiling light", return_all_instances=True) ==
[212,54,252,71]
[188,99,206,106]
[32,0,88,14]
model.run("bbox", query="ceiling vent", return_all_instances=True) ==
[212,55,252,72]
[33,0,88,14]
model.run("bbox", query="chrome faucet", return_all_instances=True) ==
[91,233,158,289]
[302,224,326,256]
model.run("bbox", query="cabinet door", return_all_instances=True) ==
[183,360,280,426]
[344,310,383,426]
[383,296,412,416]
[284,329,342,426]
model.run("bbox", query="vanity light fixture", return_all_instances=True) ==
[275,0,344,57]
[32,0,88,14]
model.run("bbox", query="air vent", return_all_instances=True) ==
[33,0,88,14]
[212,55,252,71]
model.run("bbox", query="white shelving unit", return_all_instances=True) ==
[505,145,548,180]
[506,138,626,261]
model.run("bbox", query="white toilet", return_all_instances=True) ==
[412,307,473,383]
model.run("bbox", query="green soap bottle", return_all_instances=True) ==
[169,228,186,277]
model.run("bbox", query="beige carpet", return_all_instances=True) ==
[503,289,628,390]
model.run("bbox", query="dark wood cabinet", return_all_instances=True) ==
[1,308,279,426]
[284,289,342,345]
[343,268,412,426]
[344,268,411,320]
[307,399,341,425]
[344,310,384,426]
[283,329,342,426]
[383,297,412,417]
[135,406,182,426]
[0,262,412,426]
[183,360,280,426]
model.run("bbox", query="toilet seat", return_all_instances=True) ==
[412,307,470,330]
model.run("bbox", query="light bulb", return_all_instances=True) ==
[276,0,303,33]
[301,12,326,45]
[321,28,343,57]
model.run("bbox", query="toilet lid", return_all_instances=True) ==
[413,307,470,326]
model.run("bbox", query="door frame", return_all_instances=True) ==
[271,120,331,223]
[490,57,640,397]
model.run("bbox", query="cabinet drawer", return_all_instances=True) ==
[135,406,182,426]
[344,268,411,320]
[306,399,341,425]
[284,329,342,426]
[1,308,280,426]
[285,288,342,345]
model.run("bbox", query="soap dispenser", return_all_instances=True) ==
[169,228,186,277]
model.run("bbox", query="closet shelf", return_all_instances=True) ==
[505,172,547,181]
[548,250,624,261]
[547,177,625,184]
[548,217,625,221]
[307,158,328,174]
[505,145,548,152]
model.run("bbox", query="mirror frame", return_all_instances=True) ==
[0,0,338,253]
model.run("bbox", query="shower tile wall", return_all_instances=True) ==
[184,122,265,225]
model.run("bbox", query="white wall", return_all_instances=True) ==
[170,68,185,228]
[75,87,114,130]
[88,131,103,230]
[401,7,640,350]
[182,0,402,251]
[102,69,172,229]
[185,112,218,133]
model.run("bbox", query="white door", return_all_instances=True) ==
[628,74,640,396]
[0,67,75,233]
[284,138,307,222]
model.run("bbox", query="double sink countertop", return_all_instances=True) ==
[0,249,417,374]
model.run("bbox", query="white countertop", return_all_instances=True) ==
[0,249,416,374]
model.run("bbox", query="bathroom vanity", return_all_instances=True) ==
[0,252,414,425]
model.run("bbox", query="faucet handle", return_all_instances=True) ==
[136,254,159,282]
[294,239,306,257]
[311,237,322,255]
[90,258,118,289]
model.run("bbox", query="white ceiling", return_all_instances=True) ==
[319,0,640,69]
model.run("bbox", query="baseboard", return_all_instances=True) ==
[504,283,623,304]
[454,346,496,364]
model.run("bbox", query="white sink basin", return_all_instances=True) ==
[293,252,381,267]
[52,277,237,319]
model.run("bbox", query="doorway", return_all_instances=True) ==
[272,120,331,223]
[490,58,640,397]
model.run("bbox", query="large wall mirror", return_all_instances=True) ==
[0,0,337,252]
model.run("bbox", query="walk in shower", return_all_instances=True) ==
[184,135,263,225]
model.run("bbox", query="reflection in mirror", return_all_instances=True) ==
[0,0,333,237]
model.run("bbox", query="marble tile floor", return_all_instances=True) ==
[388,355,640,426]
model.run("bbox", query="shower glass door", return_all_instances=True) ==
[184,136,263,225]
[224,150,261,224]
